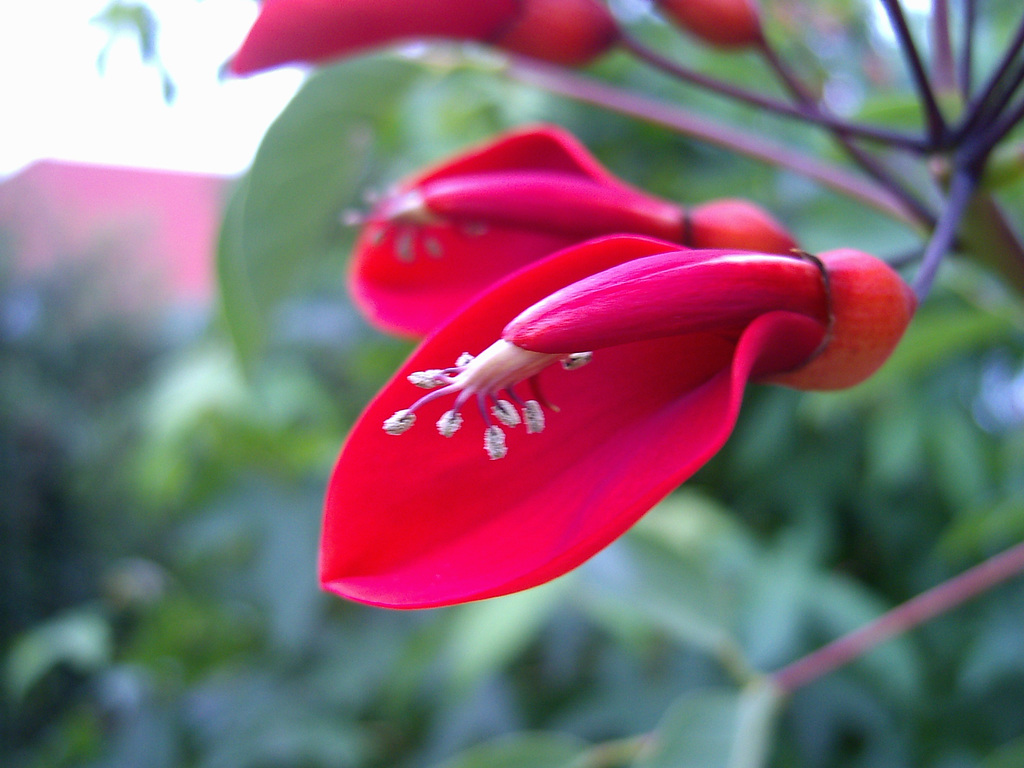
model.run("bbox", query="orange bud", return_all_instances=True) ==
[687,198,797,254]
[656,0,763,49]
[770,249,915,391]
[493,0,620,66]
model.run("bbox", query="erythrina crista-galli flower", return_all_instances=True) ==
[321,235,915,608]
[229,0,620,75]
[349,125,797,337]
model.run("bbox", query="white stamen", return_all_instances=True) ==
[492,400,521,427]
[408,369,446,388]
[425,236,443,258]
[395,230,415,262]
[455,352,475,367]
[485,426,508,460]
[524,400,545,434]
[437,410,463,437]
[561,352,593,370]
[383,409,416,435]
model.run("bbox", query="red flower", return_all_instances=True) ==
[321,235,914,608]
[230,0,619,76]
[349,125,795,337]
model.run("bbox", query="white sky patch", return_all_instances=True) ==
[0,0,304,178]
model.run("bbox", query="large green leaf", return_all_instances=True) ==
[218,56,424,368]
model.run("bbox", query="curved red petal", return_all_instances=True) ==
[504,250,827,353]
[348,222,578,338]
[322,237,826,608]
[230,0,517,75]
[412,125,623,185]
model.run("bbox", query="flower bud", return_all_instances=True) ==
[493,0,620,66]
[688,198,797,255]
[769,249,916,391]
[656,0,764,49]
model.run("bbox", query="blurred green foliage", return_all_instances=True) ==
[7,1,1024,767]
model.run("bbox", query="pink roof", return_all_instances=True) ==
[0,161,230,305]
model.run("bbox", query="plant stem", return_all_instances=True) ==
[772,538,1024,694]
[617,33,929,152]
[879,0,949,144]
[499,56,927,226]
[930,0,956,93]
[953,12,1024,142]
[911,168,978,299]
[959,0,976,98]
[757,38,937,228]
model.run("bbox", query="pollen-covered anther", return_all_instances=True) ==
[408,369,448,388]
[492,400,522,427]
[437,410,463,437]
[485,426,508,460]
[383,409,416,435]
[524,400,545,434]
[455,352,475,367]
[561,352,593,370]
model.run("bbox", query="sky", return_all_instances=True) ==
[0,0,304,179]
[0,0,933,181]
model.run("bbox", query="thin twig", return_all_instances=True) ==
[959,0,976,98]
[499,56,927,227]
[930,0,956,92]
[911,169,979,299]
[879,0,949,144]
[617,33,929,152]
[772,537,1024,693]
[966,95,1024,167]
[953,11,1024,142]
[757,37,937,228]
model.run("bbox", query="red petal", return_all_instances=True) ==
[348,221,578,338]
[505,250,827,353]
[412,125,624,185]
[321,237,826,607]
[230,0,517,75]
[420,173,684,241]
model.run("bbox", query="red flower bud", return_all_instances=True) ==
[656,0,764,49]
[770,248,917,390]
[492,0,620,67]
[687,198,798,255]
[230,0,617,76]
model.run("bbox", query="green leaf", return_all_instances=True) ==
[6,608,113,701]
[634,682,782,768]
[220,55,424,367]
[437,732,587,768]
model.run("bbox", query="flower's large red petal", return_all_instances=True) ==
[412,125,624,186]
[230,0,517,75]
[348,223,577,338]
[322,238,826,608]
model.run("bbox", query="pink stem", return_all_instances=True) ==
[772,539,1024,693]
